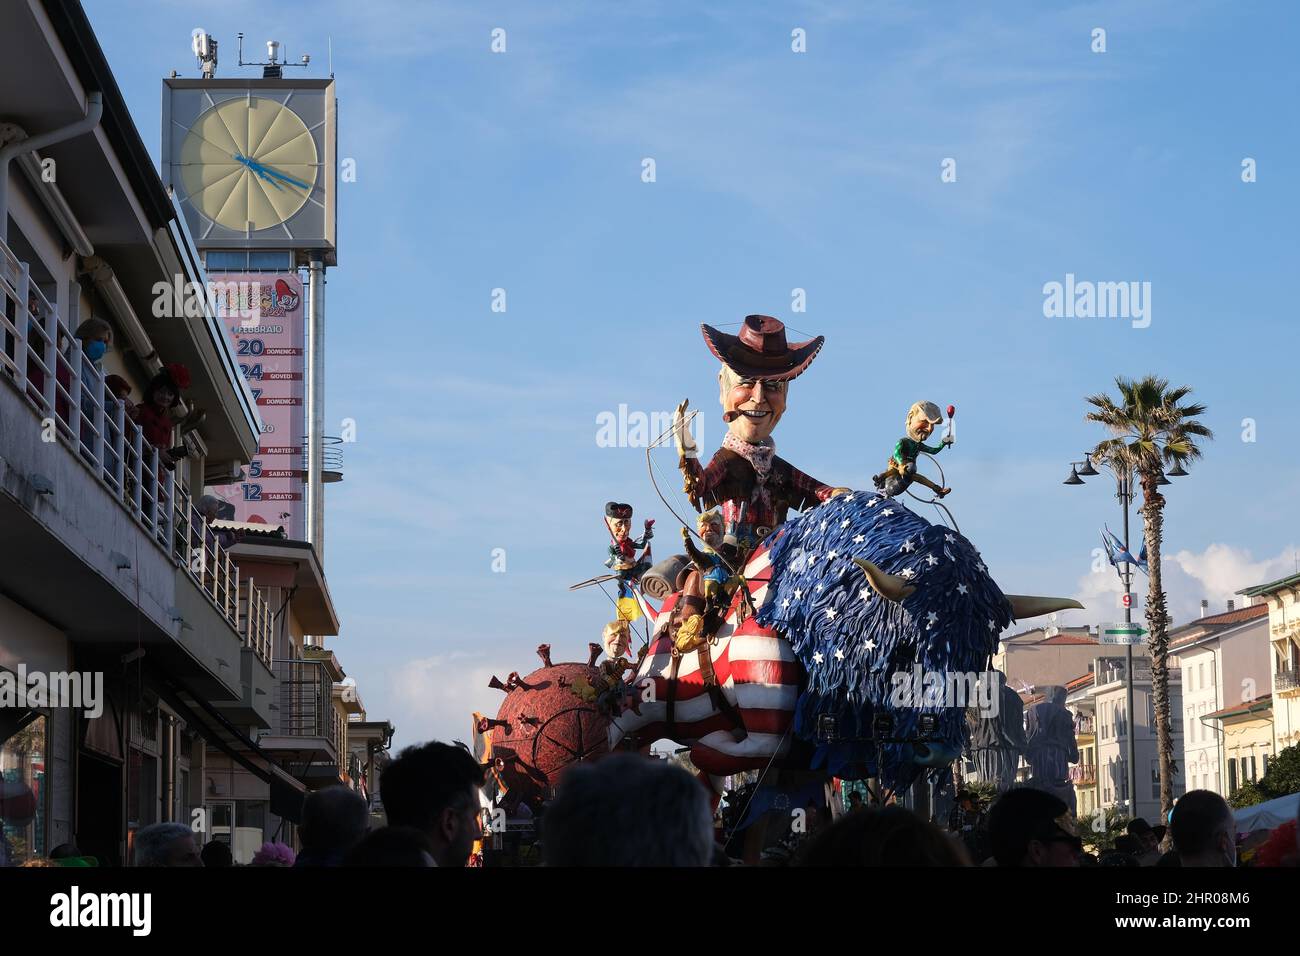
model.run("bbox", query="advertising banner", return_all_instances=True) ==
[210,273,306,540]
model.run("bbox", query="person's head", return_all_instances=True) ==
[197,495,223,522]
[249,841,296,867]
[104,373,132,403]
[144,363,190,409]
[48,843,82,860]
[379,740,485,867]
[75,317,112,361]
[904,401,943,442]
[988,788,1080,867]
[1170,789,1236,867]
[200,840,233,868]
[796,805,971,866]
[1127,817,1159,853]
[604,502,633,542]
[1113,834,1143,856]
[696,509,724,550]
[602,619,631,659]
[719,365,787,444]
[542,753,714,866]
[133,822,201,867]
[299,785,369,860]
[344,827,437,867]
[847,790,863,810]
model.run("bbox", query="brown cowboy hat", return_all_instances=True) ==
[701,315,825,382]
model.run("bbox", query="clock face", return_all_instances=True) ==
[179,96,319,232]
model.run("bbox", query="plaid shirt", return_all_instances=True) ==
[684,447,835,546]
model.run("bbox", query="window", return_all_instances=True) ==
[1,713,48,866]
[1228,759,1238,794]
[204,250,294,272]
[1246,756,1257,783]
[1189,666,1196,692]
[1152,760,1162,800]
[1199,661,1207,691]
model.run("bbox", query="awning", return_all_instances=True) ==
[150,668,307,823]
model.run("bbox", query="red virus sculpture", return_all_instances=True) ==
[478,643,613,810]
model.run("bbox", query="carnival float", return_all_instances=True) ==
[472,315,1083,859]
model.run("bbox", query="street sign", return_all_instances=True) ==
[1100,622,1147,645]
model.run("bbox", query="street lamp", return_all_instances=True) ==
[1064,453,1139,820]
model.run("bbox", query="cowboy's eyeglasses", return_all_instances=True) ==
[737,378,786,394]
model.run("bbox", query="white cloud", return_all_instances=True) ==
[388,652,502,747]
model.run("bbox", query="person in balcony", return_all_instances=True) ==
[74,317,112,369]
[129,363,200,471]
[197,494,236,551]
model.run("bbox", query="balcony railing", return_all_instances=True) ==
[1074,715,1095,736]
[273,658,343,760]
[1,237,237,628]
[1277,668,1300,695]
[240,579,273,668]
[1069,764,1097,786]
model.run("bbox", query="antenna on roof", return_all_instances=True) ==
[192,29,218,79]
[237,31,312,78]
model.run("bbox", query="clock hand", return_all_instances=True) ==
[255,164,312,191]
[235,154,286,191]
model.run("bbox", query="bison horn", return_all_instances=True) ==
[852,558,917,603]
[1005,594,1085,619]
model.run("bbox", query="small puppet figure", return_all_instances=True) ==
[872,400,954,498]
[680,509,748,633]
[603,501,654,620]
[571,619,642,716]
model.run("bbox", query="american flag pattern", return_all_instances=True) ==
[607,542,802,776]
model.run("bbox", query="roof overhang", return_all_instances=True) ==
[230,538,339,635]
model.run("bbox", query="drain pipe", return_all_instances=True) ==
[0,91,103,245]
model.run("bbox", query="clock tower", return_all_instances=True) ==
[161,34,338,552]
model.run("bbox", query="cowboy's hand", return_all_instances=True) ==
[941,434,954,447]
[673,398,698,458]
[681,526,691,541]
[829,487,853,498]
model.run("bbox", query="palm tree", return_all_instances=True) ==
[1085,376,1212,820]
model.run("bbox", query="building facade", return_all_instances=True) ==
[1167,603,1270,799]
[1238,573,1300,756]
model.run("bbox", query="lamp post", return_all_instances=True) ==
[1064,453,1145,820]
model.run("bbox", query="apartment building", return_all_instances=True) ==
[1167,602,1270,799]
[1238,573,1300,756]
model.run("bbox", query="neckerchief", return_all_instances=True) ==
[722,431,776,508]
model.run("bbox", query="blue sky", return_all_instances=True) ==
[89,0,1299,749]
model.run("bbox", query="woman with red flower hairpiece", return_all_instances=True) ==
[129,362,204,471]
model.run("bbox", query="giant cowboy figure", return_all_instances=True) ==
[669,316,849,641]
[673,315,849,551]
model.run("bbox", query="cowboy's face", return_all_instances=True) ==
[608,517,631,541]
[722,376,786,443]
